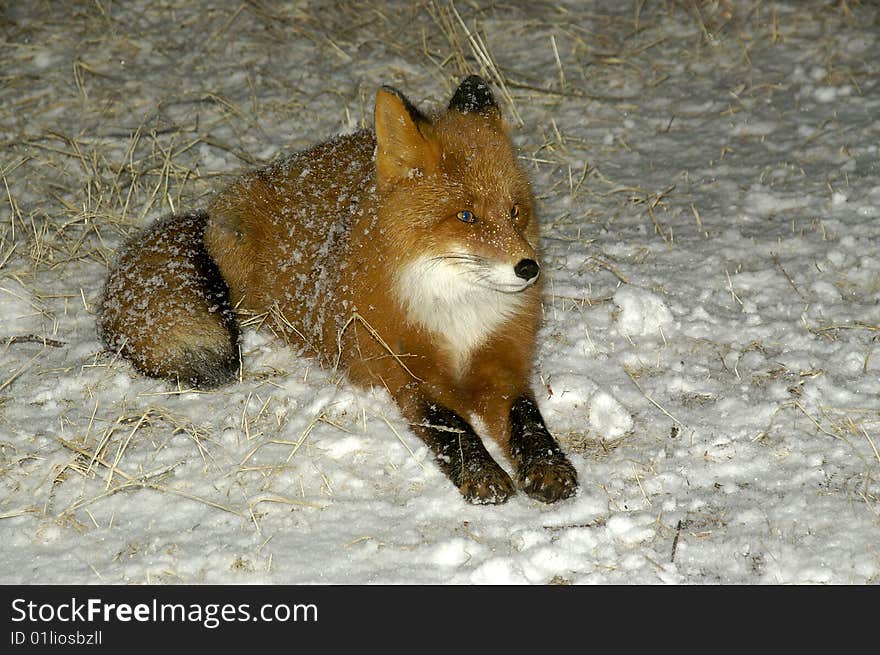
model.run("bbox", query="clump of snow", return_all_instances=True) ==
[588,391,633,439]
[606,514,655,545]
[613,286,674,339]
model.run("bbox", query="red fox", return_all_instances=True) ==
[99,76,578,504]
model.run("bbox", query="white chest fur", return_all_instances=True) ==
[393,256,526,372]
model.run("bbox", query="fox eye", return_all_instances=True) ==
[510,204,521,221]
[456,210,477,224]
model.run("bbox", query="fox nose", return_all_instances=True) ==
[514,258,540,281]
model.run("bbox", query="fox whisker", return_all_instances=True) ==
[432,253,486,266]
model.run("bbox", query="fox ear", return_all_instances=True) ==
[448,75,498,115]
[374,86,438,186]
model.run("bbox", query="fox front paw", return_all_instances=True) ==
[518,457,578,503]
[458,461,516,505]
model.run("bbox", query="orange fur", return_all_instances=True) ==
[100,77,578,503]
[99,211,239,388]
[207,85,539,440]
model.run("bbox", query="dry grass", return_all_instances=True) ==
[1,0,879,583]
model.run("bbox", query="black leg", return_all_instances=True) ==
[509,395,578,503]
[413,402,515,504]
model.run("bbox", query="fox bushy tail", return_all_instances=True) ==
[98,211,240,388]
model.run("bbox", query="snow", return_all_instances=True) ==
[588,390,633,439]
[612,285,674,338]
[1,1,879,584]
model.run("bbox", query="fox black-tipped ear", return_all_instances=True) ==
[448,75,498,114]
[375,86,439,186]
[379,85,430,126]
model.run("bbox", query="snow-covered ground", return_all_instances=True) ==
[1,0,878,584]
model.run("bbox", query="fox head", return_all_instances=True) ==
[375,76,540,292]
[375,76,541,361]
